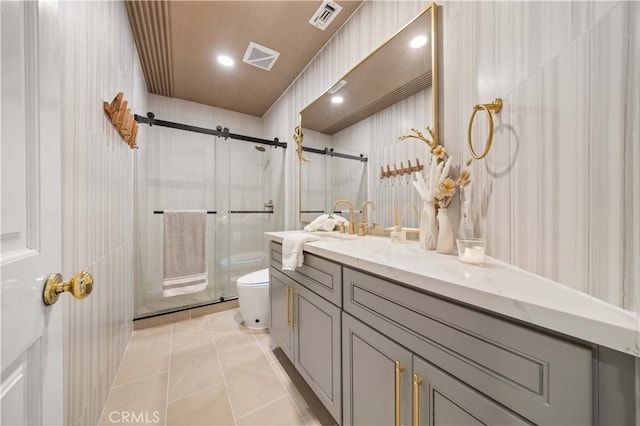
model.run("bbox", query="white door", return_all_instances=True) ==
[1,1,63,424]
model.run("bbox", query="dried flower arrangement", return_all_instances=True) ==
[399,126,472,208]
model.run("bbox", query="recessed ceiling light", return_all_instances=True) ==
[331,96,344,104]
[217,55,234,66]
[410,35,428,48]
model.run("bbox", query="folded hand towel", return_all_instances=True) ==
[303,214,348,232]
[163,210,208,297]
[303,214,330,232]
[282,233,321,271]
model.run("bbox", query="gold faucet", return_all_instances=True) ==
[332,200,356,235]
[359,201,377,236]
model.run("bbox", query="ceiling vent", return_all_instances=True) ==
[327,80,347,94]
[309,1,343,31]
[242,42,280,71]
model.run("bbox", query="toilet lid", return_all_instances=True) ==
[236,268,269,285]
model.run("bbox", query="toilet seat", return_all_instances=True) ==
[236,268,269,286]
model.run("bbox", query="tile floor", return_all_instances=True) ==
[98,308,337,426]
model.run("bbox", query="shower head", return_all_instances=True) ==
[255,145,266,152]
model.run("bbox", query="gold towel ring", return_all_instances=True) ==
[467,98,503,160]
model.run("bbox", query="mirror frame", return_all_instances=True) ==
[298,2,439,224]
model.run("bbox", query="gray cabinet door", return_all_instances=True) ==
[293,283,341,422]
[343,313,412,426]
[413,356,532,426]
[269,268,294,360]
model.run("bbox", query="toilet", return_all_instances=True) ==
[236,268,270,329]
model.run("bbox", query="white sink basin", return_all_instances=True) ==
[310,231,360,241]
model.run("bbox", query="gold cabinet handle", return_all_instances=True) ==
[291,290,297,328]
[286,287,291,328]
[395,361,405,426]
[43,271,94,305]
[413,373,424,426]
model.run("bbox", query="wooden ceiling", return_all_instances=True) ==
[125,1,363,117]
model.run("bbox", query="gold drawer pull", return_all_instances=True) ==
[413,373,424,426]
[286,287,292,328]
[395,361,405,426]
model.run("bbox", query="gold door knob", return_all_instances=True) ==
[43,271,94,305]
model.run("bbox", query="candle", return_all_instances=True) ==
[460,246,485,264]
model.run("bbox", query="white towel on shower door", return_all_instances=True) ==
[163,210,208,297]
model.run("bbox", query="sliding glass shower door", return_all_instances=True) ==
[134,124,282,319]
[214,137,276,302]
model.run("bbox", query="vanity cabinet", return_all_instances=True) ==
[343,267,593,425]
[266,234,636,425]
[343,313,530,425]
[269,242,342,422]
[342,312,412,425]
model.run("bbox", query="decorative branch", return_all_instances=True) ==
[293,126,309,163]
[398,126,438,150]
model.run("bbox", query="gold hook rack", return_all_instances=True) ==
[380,158,423,179]
[467,98,502,160]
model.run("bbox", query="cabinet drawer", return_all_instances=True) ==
[270,241,342,307]
[343,267,592,425]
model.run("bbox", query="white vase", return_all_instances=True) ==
[419,200,438,250]
[436,207,454,254]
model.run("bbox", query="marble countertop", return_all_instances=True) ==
[266,231,640,357]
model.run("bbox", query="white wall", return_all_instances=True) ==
[58,2,142,424]
[266,0,640,315]
[442,1,639,313]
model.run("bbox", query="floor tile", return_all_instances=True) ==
[236,395,306,426]
[218,341,287,418]
[254,330,287,365]
[166,383,235,425]
[98,372,167,425]
[210,310,257,352]
[171,315,213,345]
[114,329,171,386]
[168,336,224,402]
[271,356,336,426]
[106,308,333,425]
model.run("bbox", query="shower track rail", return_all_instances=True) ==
[153,211,217,214]
[153,211,273,214]
[228,211,274,214]
[302,146,368,162]
[135,112,288,149]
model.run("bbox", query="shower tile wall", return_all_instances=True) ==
[264,1,640,316]
[133,94,285,318]
[58,2,142,425]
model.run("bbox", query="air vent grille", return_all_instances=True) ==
[242,42,280,71]
[309,1,343,31]
[327,80,347,94]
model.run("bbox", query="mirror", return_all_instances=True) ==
[298,3,439,223]
[299,148,368,223]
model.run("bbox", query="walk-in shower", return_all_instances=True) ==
[133,113,284,319]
